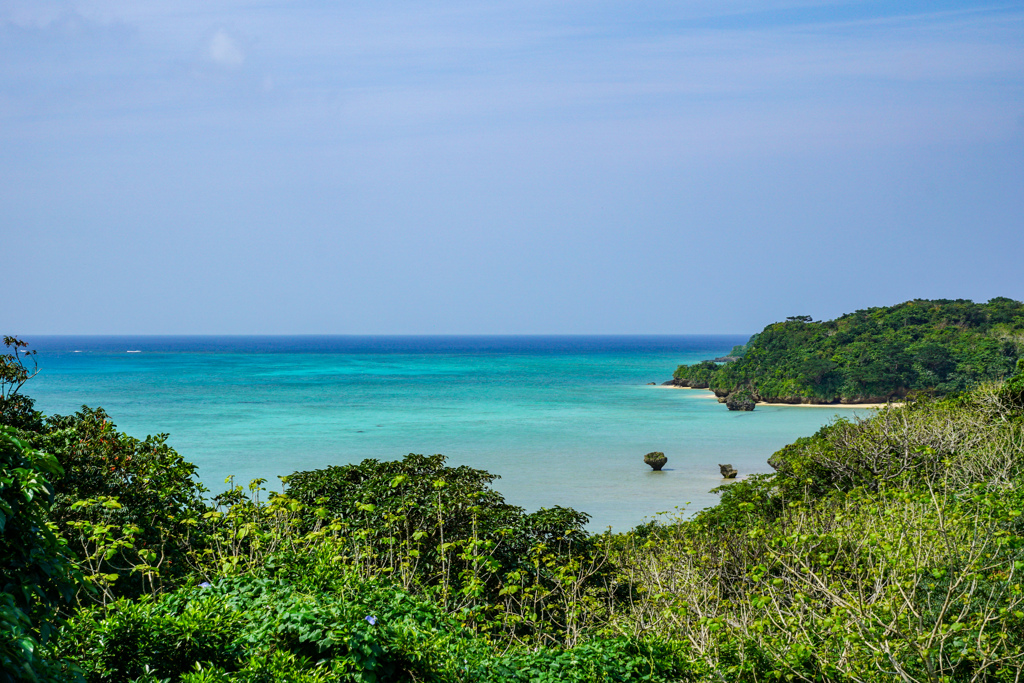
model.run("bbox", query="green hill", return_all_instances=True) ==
[671,297,1024,405]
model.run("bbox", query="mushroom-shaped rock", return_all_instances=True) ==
[725,392,756,411]
[644,451,668,471]
[719,463,738,479]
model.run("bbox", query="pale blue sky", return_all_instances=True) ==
[3,1,1023,334]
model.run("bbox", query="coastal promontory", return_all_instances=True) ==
[671,298,1024,405]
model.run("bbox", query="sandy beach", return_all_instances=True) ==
[757,401,901,409]
[653,384,902,409]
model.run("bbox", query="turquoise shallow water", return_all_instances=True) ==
[24,336,876,531]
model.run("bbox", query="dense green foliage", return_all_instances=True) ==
[619,379,1024,680]
[37,407,208,602]
[0,428,79,682]
[673,298,1024,403]
[54,572,695,682]
[3,334,1024,681]
[283,455,601,627]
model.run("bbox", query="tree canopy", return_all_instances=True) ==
[673,297,1024,403]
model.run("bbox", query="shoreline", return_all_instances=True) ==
[757,401,901,409]
[652,384,903,409]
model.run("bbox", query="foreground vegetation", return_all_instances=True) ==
[3,335,1024,681]
[672,298,1024,405]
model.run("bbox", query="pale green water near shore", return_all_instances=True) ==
[25,336,877,531]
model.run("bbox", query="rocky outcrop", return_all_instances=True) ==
[644,451,668,471]
[725,392,756,411]
[719,464,738,479]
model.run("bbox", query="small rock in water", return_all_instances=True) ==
[644,451,668,471]
[719,463,738,479]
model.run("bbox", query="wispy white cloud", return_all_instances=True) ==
[3,2,1021,138]
[207,28,244,67]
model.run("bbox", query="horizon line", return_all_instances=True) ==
[18,332,753,338]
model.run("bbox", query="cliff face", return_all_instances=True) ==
[671,298,1024,406]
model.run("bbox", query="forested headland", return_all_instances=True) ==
[671,298,1024,406]
[4,333,1024,682]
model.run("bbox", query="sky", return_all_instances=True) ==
[2,0,1023,334]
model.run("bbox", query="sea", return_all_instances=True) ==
[21,336,874,531]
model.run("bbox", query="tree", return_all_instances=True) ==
[0,337,41,431]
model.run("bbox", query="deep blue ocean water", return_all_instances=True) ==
[23,336,874,531]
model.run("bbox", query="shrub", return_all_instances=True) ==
[282,454,599,607]
[37,407,209,600]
